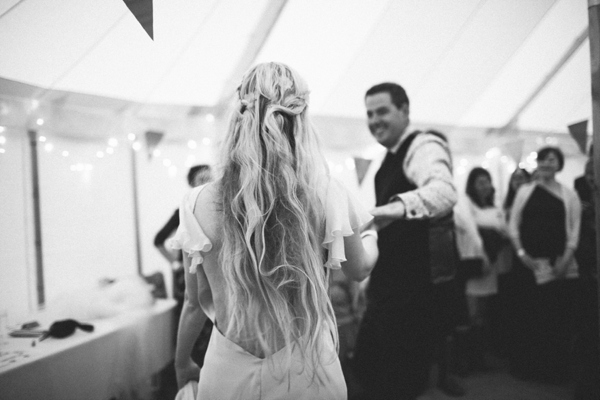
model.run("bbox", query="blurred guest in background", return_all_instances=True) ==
[574,145,593,205]
[463,167,511,371]
[508,146,581,383]
[573,156,599,399]
[502,168,531,220]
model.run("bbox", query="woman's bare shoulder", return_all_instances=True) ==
[194,181,223,242]
[195,181,219,206]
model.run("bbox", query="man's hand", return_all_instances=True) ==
[370,200,406,231]
[518,253,538,272]
[553,249,574,279]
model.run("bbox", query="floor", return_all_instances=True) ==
[343,354,576,400]
[416,361,574,400]
[155,354,576,400]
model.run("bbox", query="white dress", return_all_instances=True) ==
[171,178,372,400]
[465,200,509,297]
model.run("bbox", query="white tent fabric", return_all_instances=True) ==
[0,0,592,136]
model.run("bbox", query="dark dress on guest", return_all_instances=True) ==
[509,186,578,382]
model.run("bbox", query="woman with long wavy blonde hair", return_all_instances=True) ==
[172,62,378,399]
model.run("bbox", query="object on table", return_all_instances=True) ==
[39,319,95,341]
[9,329,45,338]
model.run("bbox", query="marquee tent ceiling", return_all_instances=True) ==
[0,0,593,139]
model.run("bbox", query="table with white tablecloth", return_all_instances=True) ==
[0,299,176,400]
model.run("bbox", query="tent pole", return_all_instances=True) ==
[0,0,26,21]
[27,129,45,307]
[130,145,143,276]
[588,0,600,356]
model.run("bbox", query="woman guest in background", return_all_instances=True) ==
[171,62,378,399]
[502,168,531,219]
[463,167,511,371]
[508,146,581,383]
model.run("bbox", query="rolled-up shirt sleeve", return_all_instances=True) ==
[392,134,456,219]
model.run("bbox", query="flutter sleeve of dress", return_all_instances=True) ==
[169,186,213,274]
[168,185,215,319]
[322,178,374,270]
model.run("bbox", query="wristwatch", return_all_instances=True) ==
[517,248,526,258]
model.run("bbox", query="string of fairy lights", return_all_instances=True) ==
[0,110,560,183]
[0,116,217,180]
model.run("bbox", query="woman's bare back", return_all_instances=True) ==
[192,181,286,357]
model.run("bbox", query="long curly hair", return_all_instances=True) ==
[217,62,336,375]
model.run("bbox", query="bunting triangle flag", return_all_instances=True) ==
[567,120,588,154]
[500,140,524,164]
[123,0,153,40]
[354,157,372,185]
[145,130,163,159]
